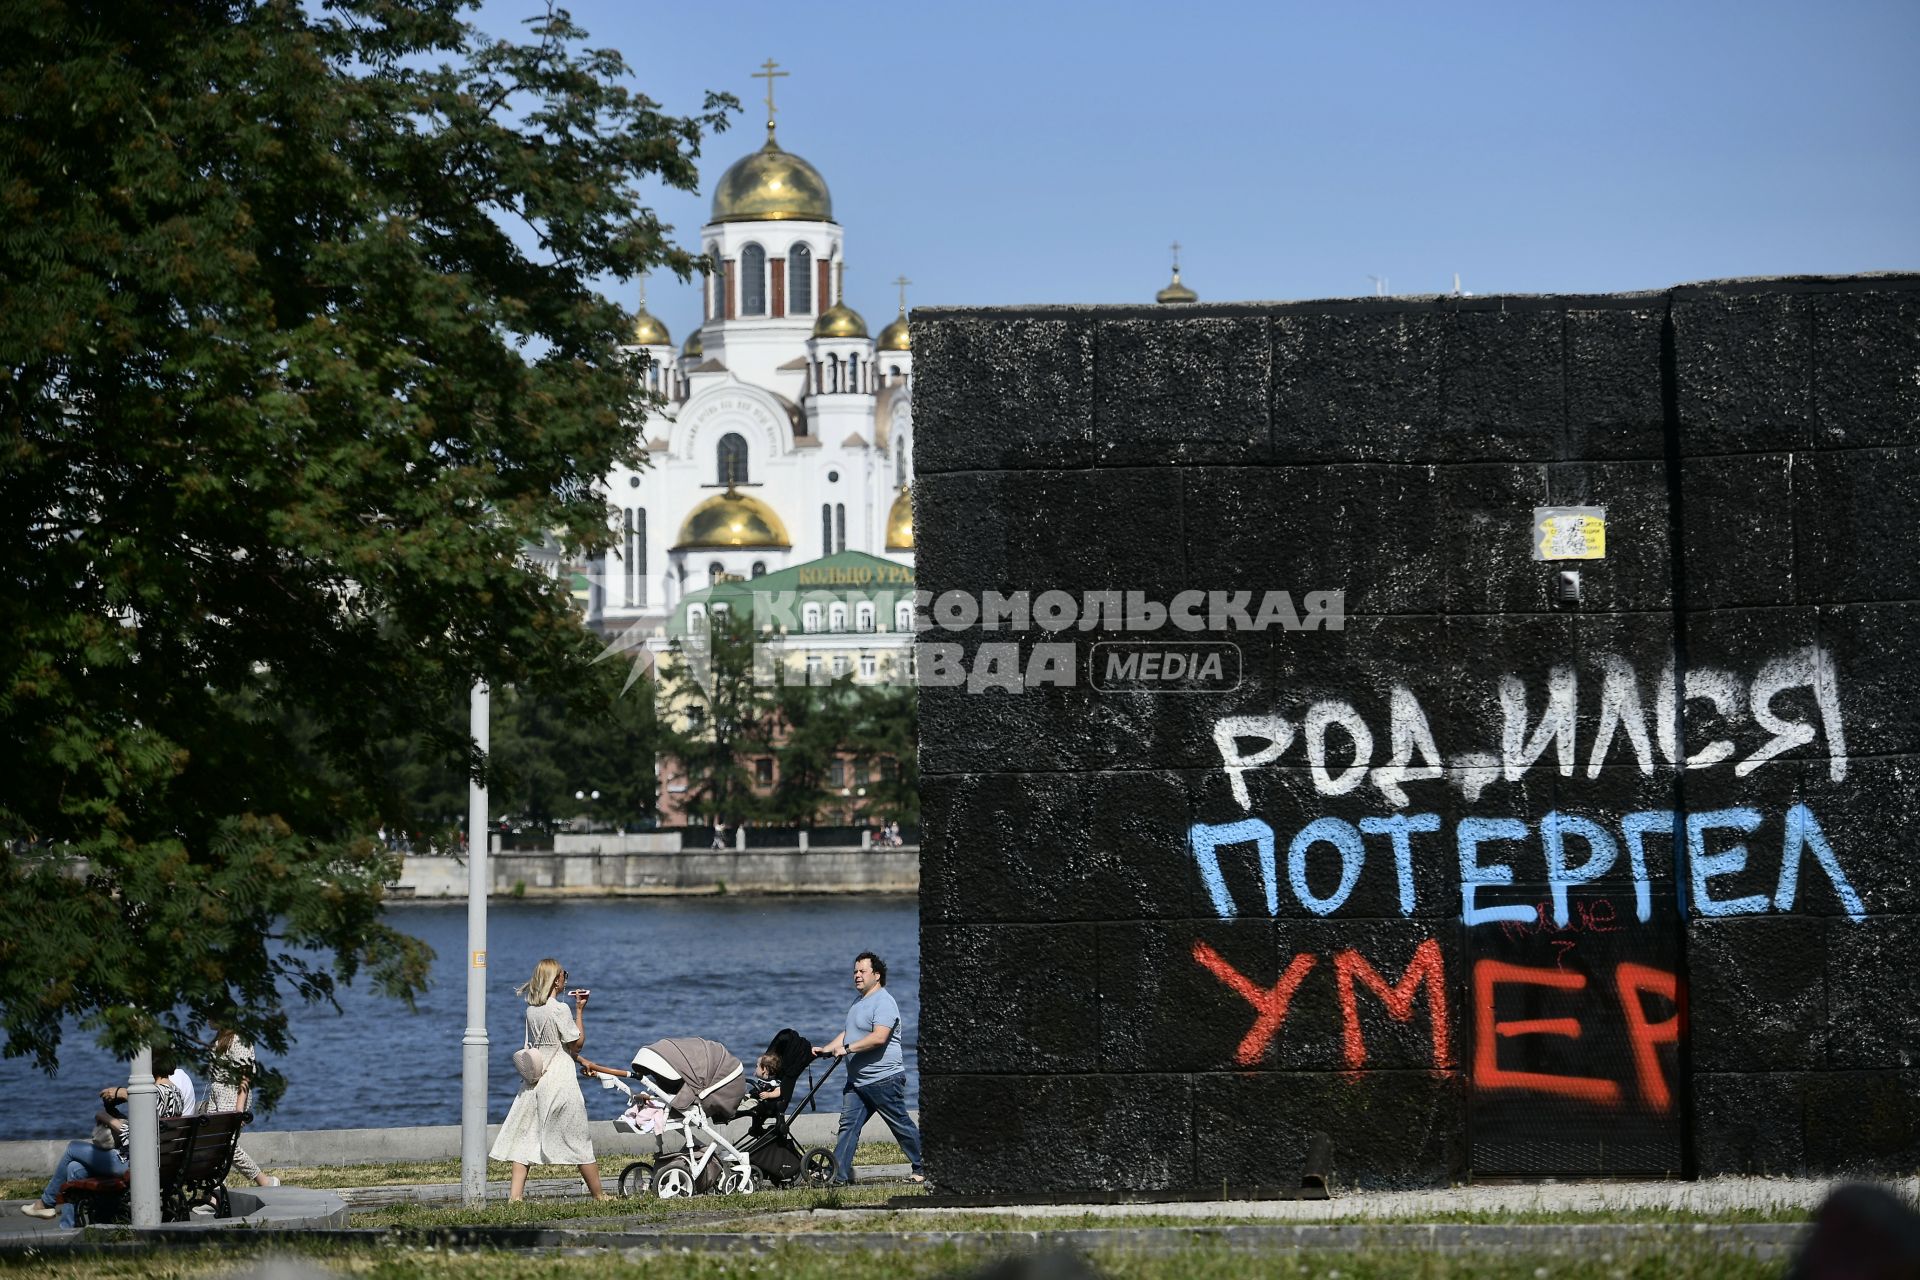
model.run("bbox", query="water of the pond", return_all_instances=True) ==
[1,896,918,1139]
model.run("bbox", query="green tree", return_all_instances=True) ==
[768,674,858,826]
[0,0,731,1084]
[658,614,774,828]
[490,666,663,832]
[852,681,920,826]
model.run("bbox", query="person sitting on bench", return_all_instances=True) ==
[20,1049,187,1227]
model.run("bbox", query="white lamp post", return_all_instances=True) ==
[126,1046,159,1226]
[459,680,490,1205]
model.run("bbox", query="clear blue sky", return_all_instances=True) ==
[475,0,1918,340]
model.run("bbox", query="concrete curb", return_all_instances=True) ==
[0,1186,347,1246]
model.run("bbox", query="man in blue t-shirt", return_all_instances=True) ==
[813,950,925,1184]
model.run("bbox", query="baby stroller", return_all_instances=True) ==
[736,1028,843,1189]
[600,1037,754,1198]
[601,1031,841,1198]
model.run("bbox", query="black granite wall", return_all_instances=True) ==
[911,275,1920,1192]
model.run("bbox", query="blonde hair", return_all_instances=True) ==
[757,1052,781,1077]
[517,958,563,1006]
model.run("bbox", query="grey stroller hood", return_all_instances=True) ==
[632,1037,748,1121]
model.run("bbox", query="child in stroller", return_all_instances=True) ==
[586,1029,840,1199]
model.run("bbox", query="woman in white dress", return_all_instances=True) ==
[489,957,610,1202]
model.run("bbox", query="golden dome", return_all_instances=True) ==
[813,302,868,339]
[631,309,671,346]
[885,486,913,551]
[674,488,792,550]
[876,310,910,352]
[682,327,704,359]
[710,138,834,224]
[1156,267,1198,304]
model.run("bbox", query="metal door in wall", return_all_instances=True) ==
[1466,881,1687,1178]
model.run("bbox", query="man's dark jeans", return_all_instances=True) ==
[834,1070,923,1182]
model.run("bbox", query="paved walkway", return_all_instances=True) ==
[892,1174,1919,1220]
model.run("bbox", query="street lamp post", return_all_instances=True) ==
[126,1046,159,1226]
[460,680,490,1206]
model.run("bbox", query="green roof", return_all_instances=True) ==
[667,551,914,637]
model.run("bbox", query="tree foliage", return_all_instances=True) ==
[654,618,920,830]
[0,0,732,1084]
[657,614,776,827]
[393,665,664,840]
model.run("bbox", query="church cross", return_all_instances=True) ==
[892,274,912,313]
[1170,241,1182,272]
[752,58,789,139]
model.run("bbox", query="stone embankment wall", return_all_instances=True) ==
[394,847,917,898]
[912,275,1920,1192]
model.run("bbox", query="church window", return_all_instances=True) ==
[789,244,813,313]
[829,603,847,631]
[848,354,860,392]
[856,602,874,632]
[708,561,724,586]
[625,508,647,606]
[717,433,749,486]
[895,601,913,632]
[687,604,707,631]
[860,654,876,679]
[835,503,846,553]
[806,654,821,680]
[751,561,766,578]
[803,602,822,632]
[706,247,723,318]
[820,504,832,556]
[740,243,767,316]
[755,758,773,785]
[712,602,730,625]
[832,655,849,677]
[895,441,908,487]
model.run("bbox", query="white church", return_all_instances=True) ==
[588,67,915,639]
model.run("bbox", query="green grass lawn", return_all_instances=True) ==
[350,1180,912,1229]
[0,1238,1786,1280]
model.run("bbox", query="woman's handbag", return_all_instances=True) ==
[90,1110,118,1149]
[512,1023,550,1087]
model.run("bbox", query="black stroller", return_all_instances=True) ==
[737,1028,843,1189]
[610,1028,843,1198]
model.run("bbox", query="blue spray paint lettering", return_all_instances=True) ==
[1457,817,1536,927]
[1774,802,1866,922]
[1359,813,1441,917]
[1539,812,1621,928]
[1288,817,1366,915]
[1686,808,1771,917]
[1187,818,1277,919]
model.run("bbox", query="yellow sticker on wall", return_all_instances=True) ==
[1533,507,1607,561]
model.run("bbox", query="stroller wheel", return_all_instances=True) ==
[718,1170,755,1196]
[653,1156,696,1200]
[803,1147,837,1187]
[616,1160,654,1198]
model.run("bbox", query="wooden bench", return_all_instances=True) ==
[57,1110,252,1226]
